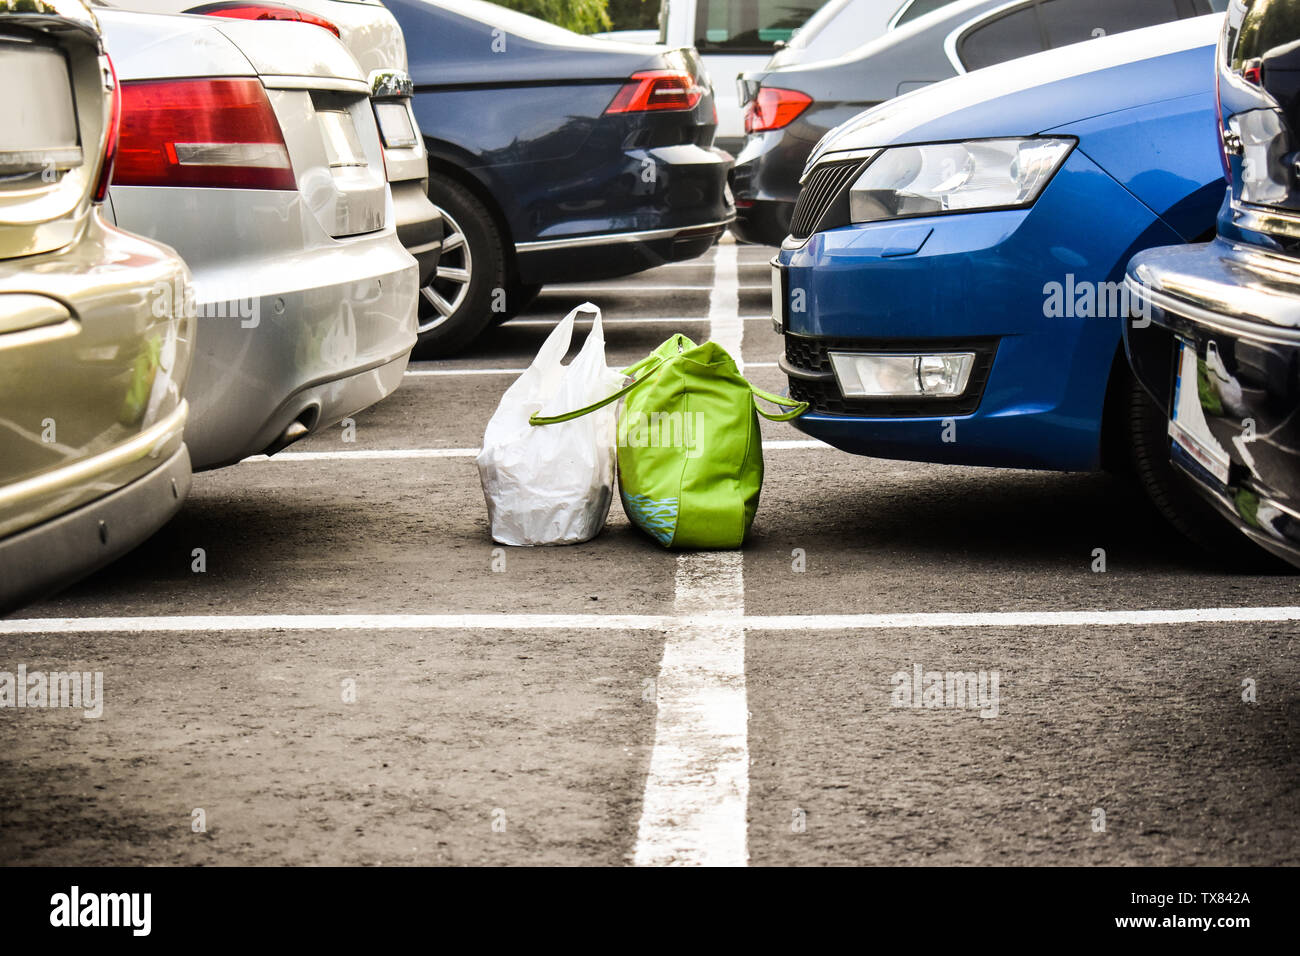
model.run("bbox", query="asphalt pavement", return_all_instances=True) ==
[1,238,1297,866]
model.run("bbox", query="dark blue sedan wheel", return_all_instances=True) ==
[417,172,506,355]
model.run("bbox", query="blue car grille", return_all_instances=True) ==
[783,333,999,417]
[789,158,865,239]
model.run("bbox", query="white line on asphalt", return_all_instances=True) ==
[632,234,750,867]
[543,285,769,294]
[404,368,528,376]
[654,259,773,269]
[709,240,743,372]
[404,361,779,377]
[7,607,1300,634]
[242,448,481,462]
[241,438,825,463]
[634,553,749,867]
[504,316,770,327]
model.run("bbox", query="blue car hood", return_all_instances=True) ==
[808,14,1221,166]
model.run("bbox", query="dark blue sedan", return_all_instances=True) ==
[386,0,734,352]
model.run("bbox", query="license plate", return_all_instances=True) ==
[0,39,81,174]
[317,109,368,168]
[1169,339,1232,488]
[373,101,417,150]
[771,261,786,334]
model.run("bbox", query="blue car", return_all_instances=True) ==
[774,17,1227,502]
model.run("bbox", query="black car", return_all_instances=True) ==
[1125,0,1300,569]
[386,0,734,352]
[733,0,1221,246]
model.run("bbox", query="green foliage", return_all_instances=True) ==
[607,0,659,31]
[487,0,613,34]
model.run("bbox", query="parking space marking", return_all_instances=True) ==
[634,553,749,867]
[504,316,768,328]
[242,448,481,462]
[708,239,743,371]
[632,234,750,867]
[403,362,778,377]
[240,438,826,463]
[543,285,769,294]
[7,607,1300,635]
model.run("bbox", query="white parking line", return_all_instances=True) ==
[632,234,750,867]
[543,285,770,294]
[709,240,743,371]
[6,607,1300,635]
[634,553,748,866]
[404,361,779,377]
[504,316,769,327]
[242,438,826,462]
[242,448,482,462]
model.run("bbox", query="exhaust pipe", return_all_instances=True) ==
[261,419,311,457]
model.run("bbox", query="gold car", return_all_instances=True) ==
[0,0,194,612]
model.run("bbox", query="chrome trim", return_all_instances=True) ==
[1124,275,1300,348]
[369,69,414,99]
[1232,202,1300,241]
[800,147,879,184]
[516,218,733,253]
[260,75,369,95]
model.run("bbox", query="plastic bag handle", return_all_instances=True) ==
[750,384,809,422]
[529,357,666,426]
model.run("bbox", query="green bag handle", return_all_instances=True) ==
[528,337,811,426]
[750,384,809,422]
[528,356,667,426]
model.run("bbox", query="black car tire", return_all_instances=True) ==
[417,172,507,355]
[1126,366,1280,569]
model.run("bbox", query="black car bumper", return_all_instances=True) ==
[1125,239,1300,568]
[513,146,734,284]
[731,129,809,246]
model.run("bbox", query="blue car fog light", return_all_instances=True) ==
[829,351,975,398]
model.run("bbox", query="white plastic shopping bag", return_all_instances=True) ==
[477,303,624,545]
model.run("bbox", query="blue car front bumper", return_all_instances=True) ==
[775,149,1186,471]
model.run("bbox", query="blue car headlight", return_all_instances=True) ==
[848,138,1074,224]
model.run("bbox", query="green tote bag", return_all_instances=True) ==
[530,334,807,548]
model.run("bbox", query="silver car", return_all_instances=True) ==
[97,5,419,469]
[98,0,443,299]
[1,0,194,611]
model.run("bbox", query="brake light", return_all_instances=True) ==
[186,2,340,37]
[94,56,121,203]
[744,87,812,133]
[113,77,296,190]
[605,70,703,113]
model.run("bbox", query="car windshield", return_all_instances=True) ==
[693,0,827,53]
